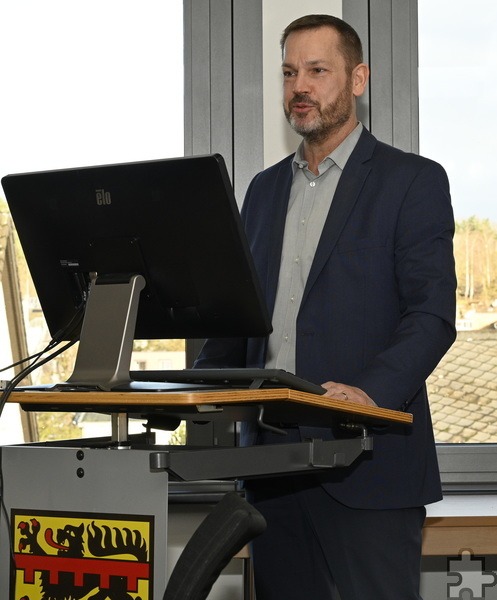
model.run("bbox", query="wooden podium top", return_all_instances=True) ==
[8,388,412,427]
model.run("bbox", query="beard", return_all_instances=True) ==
[284,79,354,144]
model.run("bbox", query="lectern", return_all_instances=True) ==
[1,389,412,600]
[0,155,413,599]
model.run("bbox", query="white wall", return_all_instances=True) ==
[262,0,342,167]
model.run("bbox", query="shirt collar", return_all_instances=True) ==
[292,122,363,176]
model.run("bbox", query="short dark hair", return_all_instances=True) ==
[281,14,363,71]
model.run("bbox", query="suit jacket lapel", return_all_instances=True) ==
[301,129,376,306]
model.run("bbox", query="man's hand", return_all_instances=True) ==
[321,381,377,407]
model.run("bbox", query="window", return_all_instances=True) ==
[1,0,185,442]
[419,0,497,444]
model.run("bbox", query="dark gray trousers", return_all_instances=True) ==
[247,476,425,600]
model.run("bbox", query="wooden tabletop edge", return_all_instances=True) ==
[8,388,412,424]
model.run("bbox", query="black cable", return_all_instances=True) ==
[1,301,84,369]
[0,301,84,420]
[0,338,78,418]
[0,351,45,374]
[0,304,84,376]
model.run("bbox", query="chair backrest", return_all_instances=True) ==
[162,491,266,600]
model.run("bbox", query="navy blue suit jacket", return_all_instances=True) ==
[196,128,456,509]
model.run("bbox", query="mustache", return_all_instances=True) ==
[289,94,319,108]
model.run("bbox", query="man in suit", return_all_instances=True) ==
[195,14,456,600]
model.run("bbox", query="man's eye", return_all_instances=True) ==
[283,70,295,78]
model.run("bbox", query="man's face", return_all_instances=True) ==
[282,27,358,143]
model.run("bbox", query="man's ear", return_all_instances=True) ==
[352,63,369,97]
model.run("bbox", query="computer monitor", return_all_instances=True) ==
[1,154,272,390]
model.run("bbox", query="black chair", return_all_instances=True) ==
[163,491,266,600]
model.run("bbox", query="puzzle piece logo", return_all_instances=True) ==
[447,549,497,599]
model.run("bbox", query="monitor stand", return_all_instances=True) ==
[61,274,207,394]
[65,273,145,391]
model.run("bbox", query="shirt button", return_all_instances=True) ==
[284,335,289,342]
[310,181,316,187]
[294,257,300,264]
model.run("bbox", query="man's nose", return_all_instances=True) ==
[292,71,310,94]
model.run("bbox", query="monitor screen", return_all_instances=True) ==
[1,155,272,389]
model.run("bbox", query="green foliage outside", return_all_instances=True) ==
[36,412,82,442]
[169,421,186,445]
[454,216,497,313]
